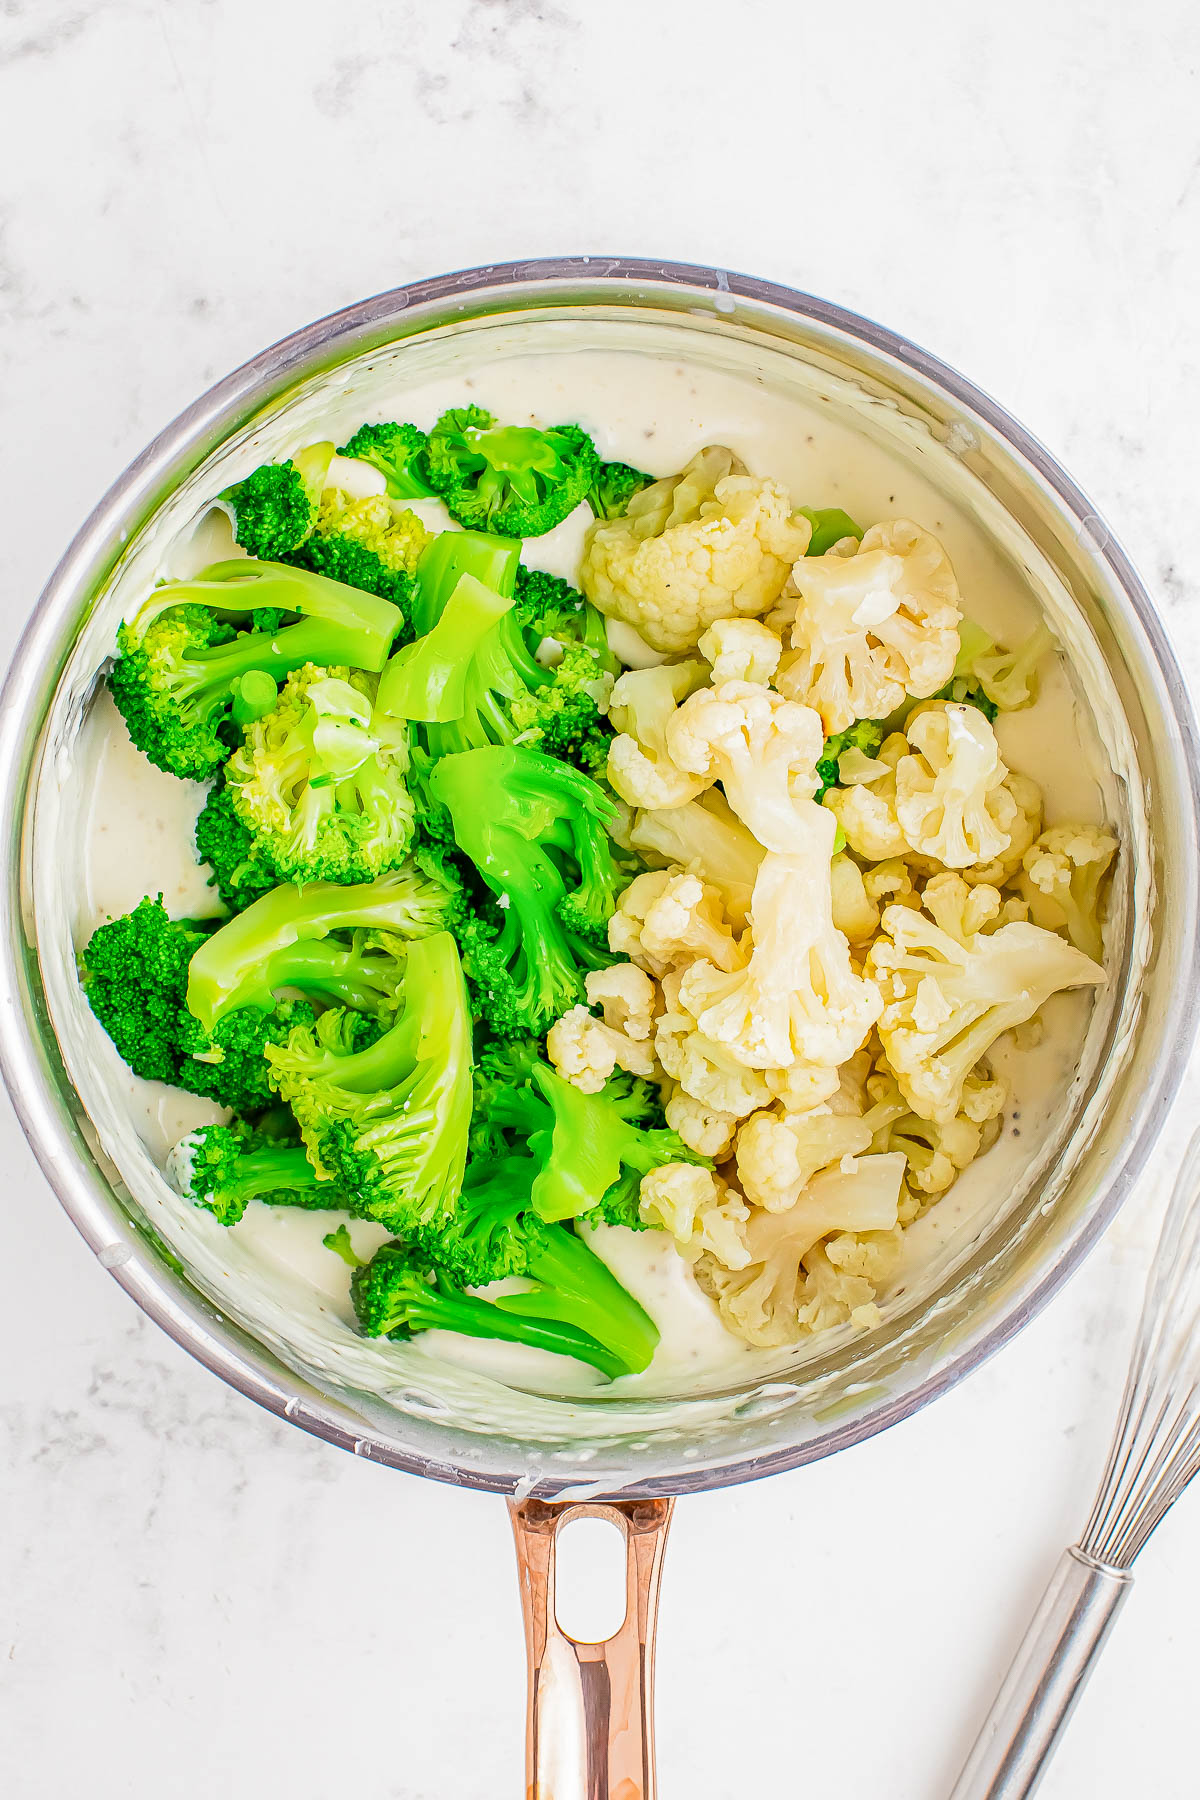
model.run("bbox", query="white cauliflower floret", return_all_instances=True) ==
[678,817,882,1071]
[1019,823,1118,961]
[776,520,962,733]
[798,1230,903,1333]
[736,1103,873,1211]
[865,872,1106,1123]
[894,701,1018,869]
[639,1164,750,1269]
[608,868,742,978]
[605,661,710,808]
[865,1059,1006,1195]
[697,616,783,685]
[696,1153,907,1344]
[655,967,776,1121]
[664,1087,740,1160]
[546,1003,657,1093]
[961,772,1043,886]
[630,789,764,929]
[830,852,879,943]
[585,964,658,1041]
[862,857,920,910]
[665,679,824,854]
[580,447,812,654]
[823,733,909,861]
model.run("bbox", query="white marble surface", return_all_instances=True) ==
[2,3,1200,1795]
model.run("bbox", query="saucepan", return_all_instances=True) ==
[1,259,1196,1796]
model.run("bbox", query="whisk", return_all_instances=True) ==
[949,1124,1200,1799]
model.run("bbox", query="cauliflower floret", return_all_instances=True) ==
[580,446,812,654]
[696,1153,906,1343]
[961,772,1043,886]
[894,701,1018,869]
[678,819,883,1071]
[823,732,909,861]
[608,868,742,978]
[830,852,879,943]
[865,872,1106,1123]
[777,520,962,733]
[585,963,658,1041]
[655,967,776,1120]
[630,789,764,929]
[697,616,783,685]
[605,661,710,809]
[799,1230,904,1333]
[664,1086,740,1159]
[865,1058,1007,1195]
[665,679,824,854]
[862,857,920,910]
[639,1164,750,1269]
[546,1002,658,1093]
[1019,823,1118,962]
[736,1103,874,1211]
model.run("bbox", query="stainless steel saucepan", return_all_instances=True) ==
[1,260,1195,1797]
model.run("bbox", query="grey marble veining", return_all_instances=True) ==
[2,3,1199,1795]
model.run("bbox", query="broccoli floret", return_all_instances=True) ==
[585,460,654,521]
[377,572,516,724]
[109,561,402,781]
[79,897,315,1113]
[428,746,622,1036]
[323,1223,365,1268]
[512,566,618,671]
[185,865,453,1031]
[484,1059,702,1225]
[339,421,435,499]
[222,443,335,560]
[816,718,887,796]
[266,932,473,1238]
[194,781,279,912]
[933,675,999,722]
[350,1240,630,1379]
[800,506,865,557]
[223,664,416,886]
[423,407,599,538]
[404,534,613,772]
[166,1121,344,1227]
[285,489,430,622]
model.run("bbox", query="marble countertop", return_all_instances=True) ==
[2,3,1199,1795]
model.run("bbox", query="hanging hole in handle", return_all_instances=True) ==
[552,1515,629,1644]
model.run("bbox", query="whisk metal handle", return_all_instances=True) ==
[948,1546,1132,1800]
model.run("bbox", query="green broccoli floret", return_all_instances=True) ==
[377,572,517,723]
[109,561,402,781]
[800,507,865,557]
[423,407,600,538]
[816,718,887,796]
[933,675,999,722]
[428,746,622,1036]
[512,566,619,670]
[285,489,430,622]
[79,897,316,1113]
[166,1121,345,1227]
[339,421,435,499]
[222,443,335,560]
[401,534,613,772]
[194,781,279,912]
[185,865,453,1031]
[485,1059,703,1225]
[585,460,654,521]
[265,931,473,1238]
[223,664,416,886]
[350,1241,629,1380]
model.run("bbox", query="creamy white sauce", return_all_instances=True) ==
[70,344,1120,1402]
[31,318,1148,1462]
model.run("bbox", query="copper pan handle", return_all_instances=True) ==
[508,1496,675,1800]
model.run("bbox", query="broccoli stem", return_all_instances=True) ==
[135,560,402,670]
[401,1278,628,1379]
[799,507,864,556]
[411,530,521,636]
[187,871,438,1030]
[493,1227,660,1374]
[377,573,515,721]
[230,670,280,727]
